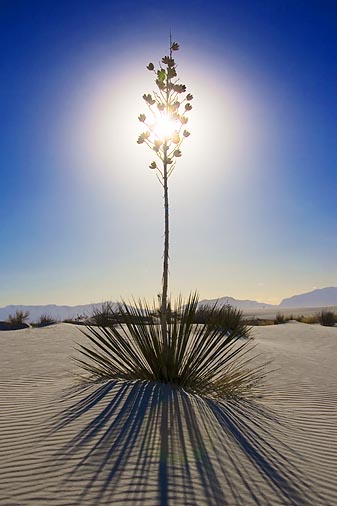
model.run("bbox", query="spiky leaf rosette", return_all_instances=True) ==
[76,293,266,400]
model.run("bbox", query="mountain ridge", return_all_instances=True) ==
[198,296,274,309]
[1,287,337,321]
[279,287,337,308]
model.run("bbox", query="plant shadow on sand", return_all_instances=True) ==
[50,379,325,506]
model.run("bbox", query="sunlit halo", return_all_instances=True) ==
[65,58,271,195]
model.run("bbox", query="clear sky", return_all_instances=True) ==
[1,0,337,306]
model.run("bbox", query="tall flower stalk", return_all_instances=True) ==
[137,38,192,351]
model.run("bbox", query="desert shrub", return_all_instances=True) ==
[77,293,265,400]
[274,312,286,324]
[318,310,336,327]
[7,310,30,325]
[91,302,153,327]
[91,302,117,327]
[295,314,319,324]
[31,314,57,328]
[192,304,250,337]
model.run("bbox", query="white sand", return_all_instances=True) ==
[0,322,336,505]
[241,304,337,320]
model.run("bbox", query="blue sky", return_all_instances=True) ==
[1,0,337,306]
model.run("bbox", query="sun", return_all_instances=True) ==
[150,112,180,143]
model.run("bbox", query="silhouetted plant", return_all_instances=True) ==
[137,37,192,349]
[91,301,153,326]
[76,39,266,401]
[31,314,56,327]
[91,301,118,327]
[193,303,250,336]
[274,312,286,324]
[318,310,335,327]
[7,310,30,325]
[77,293,264,399]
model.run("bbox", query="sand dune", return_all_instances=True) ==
[0,322,336,505]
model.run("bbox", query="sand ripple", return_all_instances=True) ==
[0,322,336,505]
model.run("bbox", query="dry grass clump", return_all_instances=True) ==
[90,301,153,327]
[31,314,57,328]
[90,302,118,327]
[274,312,289,324]
[6,310,30,325]
[76,293,265,400]
[295,314,318,324]
[294,311,336,326]
[193,304,250,335]
[318,310,336,327]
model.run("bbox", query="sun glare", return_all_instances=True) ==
[64,56,271,198]
[150,113,179,142]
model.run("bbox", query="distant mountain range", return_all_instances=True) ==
[279,287,337,308]
[200,287,337,309]
[198,296,274,309]
[1,287,337,322]
[0,303,116,323]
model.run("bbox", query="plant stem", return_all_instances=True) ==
[160,41,172,369]
[161,155,169,355]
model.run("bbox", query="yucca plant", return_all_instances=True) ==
[137,37,192,349]
[77,293,264,399]
[76,40,265,401]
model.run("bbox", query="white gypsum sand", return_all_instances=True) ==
[0,321,336,505]
[241,304,337,320]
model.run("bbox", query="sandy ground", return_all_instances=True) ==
[0,322,336,505]
[241,305,337,320]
